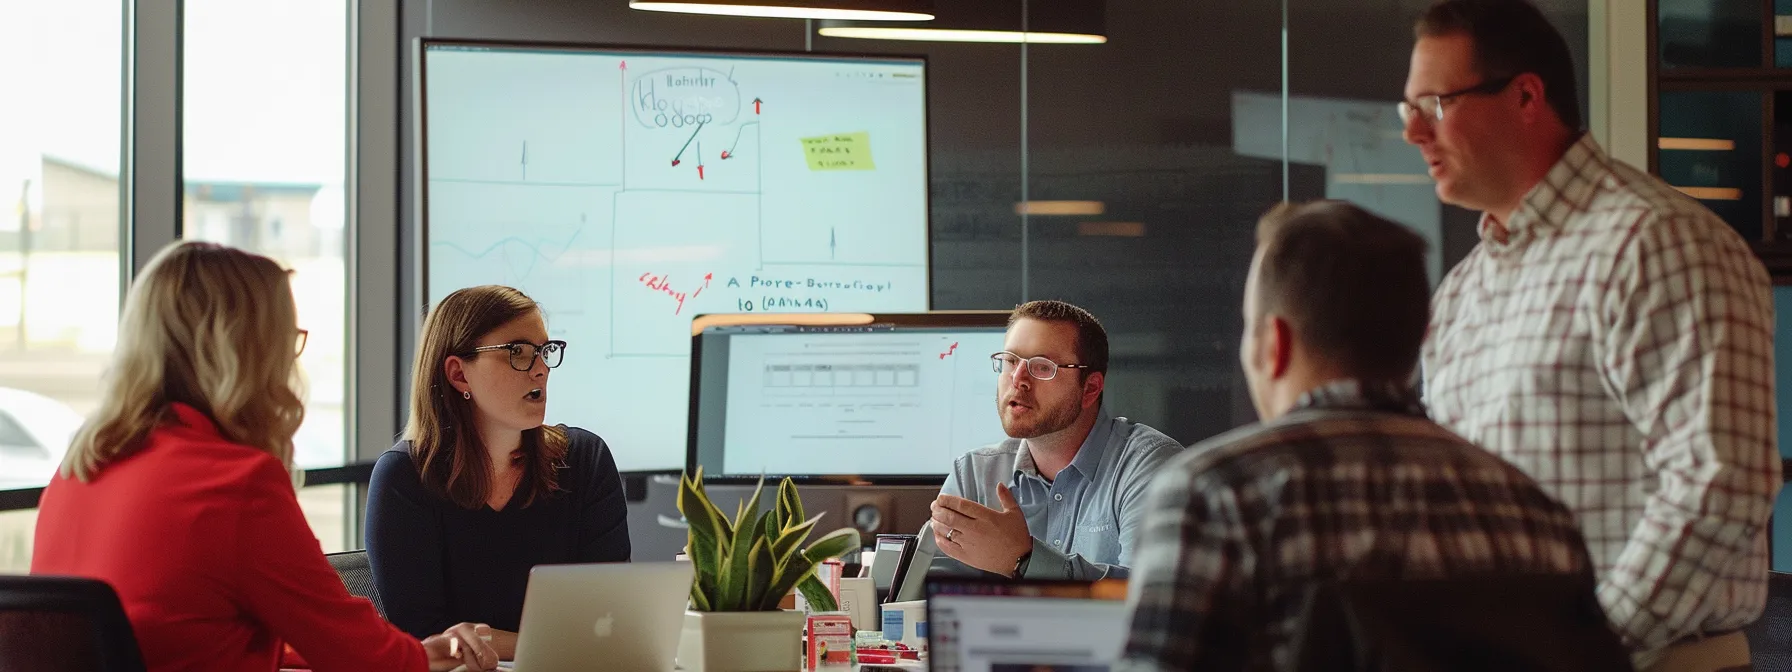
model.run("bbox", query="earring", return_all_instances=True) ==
[462,390,471,400]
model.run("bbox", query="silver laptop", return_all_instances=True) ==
[508,562,693,672]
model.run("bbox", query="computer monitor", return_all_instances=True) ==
[687,312,1010,484]
[925,578,1132,672]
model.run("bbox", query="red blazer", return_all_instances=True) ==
[32,404,428,672]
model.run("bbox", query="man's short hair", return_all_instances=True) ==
[1010,300,1109,376]
[1252,201,1431,382]
[1417,0,1582,131]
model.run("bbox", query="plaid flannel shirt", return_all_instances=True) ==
[1422,133,1779,650]
[1120,380,1594,671]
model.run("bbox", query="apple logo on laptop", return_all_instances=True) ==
[593,614,615,638]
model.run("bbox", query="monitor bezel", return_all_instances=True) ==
[686,311,1010,485]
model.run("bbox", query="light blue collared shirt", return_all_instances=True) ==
[921,407,1184,580]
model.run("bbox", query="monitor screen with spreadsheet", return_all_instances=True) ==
[687,312,1010,484]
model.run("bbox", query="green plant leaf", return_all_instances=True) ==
[768,555,828,611]
[690,582,711,612]
[734,474,766,531]
[771,512,825,561]
[761,505,781,545]
[801,528,861,565]
[775,477,805,531]
[678,471,726,607]
[796,575,838,612]
[766,527,858,610]
[721,508,768,611]
[744,536,776,611]
[687,524,722,608]
[714,539,739,611]
[764,554,812,610]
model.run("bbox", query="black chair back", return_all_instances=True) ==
[326,550,386,619]
[1292,572,1633,672]
[0,575,145,672]
[1746,571,1792,671]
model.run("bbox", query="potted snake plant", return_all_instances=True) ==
[676,467,860,672]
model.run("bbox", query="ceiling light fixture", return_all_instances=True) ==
[1672,186,1743,201]
[630,0,934,21]
[818,0,1104,44]
[1657,137,1736,151]
[1014,200,1104,216]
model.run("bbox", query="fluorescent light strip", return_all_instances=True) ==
[818,26,1106,43]
[1673,186,1743,201]
[1015,200,1105,216]
[631,3,933,20]
[1658,137,1736,151]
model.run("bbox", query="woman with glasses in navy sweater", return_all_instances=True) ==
[366,285,631,661]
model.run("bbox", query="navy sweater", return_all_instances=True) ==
[364,426,631,637]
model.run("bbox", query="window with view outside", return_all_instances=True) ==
[0,0,125,571]
[181,1,352,550]
[182,0,349,474]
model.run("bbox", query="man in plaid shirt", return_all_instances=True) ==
[1406,2,1779,669]
[1120,201,1600,671]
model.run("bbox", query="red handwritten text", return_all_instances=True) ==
[639,272,714,315]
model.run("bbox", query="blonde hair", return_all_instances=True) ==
[62,241,306,482]
[405,285,566,510]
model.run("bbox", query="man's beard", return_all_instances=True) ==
[999,394,1081,439]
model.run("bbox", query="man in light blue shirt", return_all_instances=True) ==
[922,300,1183,580]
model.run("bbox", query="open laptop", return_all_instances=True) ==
[504,562,693,672]
[925,577,1131,672]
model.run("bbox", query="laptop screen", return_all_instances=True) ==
[925,579,1131,672]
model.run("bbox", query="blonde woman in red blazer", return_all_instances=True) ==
[31,241,500,672]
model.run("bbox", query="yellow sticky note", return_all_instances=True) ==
[802,132,875,171]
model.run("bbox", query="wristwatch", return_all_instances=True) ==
[1010,550,1032,578]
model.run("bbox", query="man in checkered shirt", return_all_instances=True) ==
[1406,2,1779,669]
[1119,201,1602,671]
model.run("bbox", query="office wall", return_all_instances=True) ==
[398,0,1590,560]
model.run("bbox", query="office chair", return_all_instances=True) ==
[0,575,145,672]
[1291,572,1633,672]
[326,550,387,619]
[1747,571,1792,671]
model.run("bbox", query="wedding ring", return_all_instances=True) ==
[946,528,957,542]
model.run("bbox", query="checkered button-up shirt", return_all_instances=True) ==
[1120,381,1594,671]
[1422,133,1779,650]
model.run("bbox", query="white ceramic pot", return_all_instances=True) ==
[676,609,807,672]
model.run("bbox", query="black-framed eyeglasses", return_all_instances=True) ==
[464,340,567,371]
[990,351,1090,381]
[295,329,309,357]
[1397,75,1517,123]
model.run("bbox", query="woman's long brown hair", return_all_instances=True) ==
[404,285,567,509]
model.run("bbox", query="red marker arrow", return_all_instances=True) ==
[753,98,762,115]
[697,142,705,180]
[720,151,731,160]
